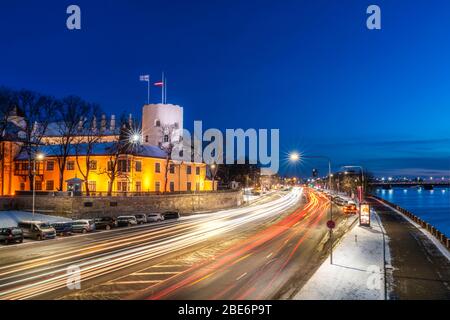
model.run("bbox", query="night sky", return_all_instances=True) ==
[1,0,449,177]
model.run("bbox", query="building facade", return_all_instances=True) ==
[0,104,214,196]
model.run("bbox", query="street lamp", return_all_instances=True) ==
[32,153,45,220]
[210,162,218,191]
[131,133,141,144]
[289,152,334,264]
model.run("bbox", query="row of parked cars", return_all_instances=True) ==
[0,211,180,245]
[331,195,358,214]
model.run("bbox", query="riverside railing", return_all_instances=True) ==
[371,195,450,250]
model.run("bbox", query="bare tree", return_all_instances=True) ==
[98,116,133,196]
[159,124,177,192]
[13,90,55,190]
[51,96,90,191]
[74,103,103,196]
[0,87,16,138]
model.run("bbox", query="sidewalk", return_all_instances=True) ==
[368,197,450,300]
[294,211,389,300]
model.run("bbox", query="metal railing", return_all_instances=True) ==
[371,195,450,250]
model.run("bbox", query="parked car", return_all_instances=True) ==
[116,216,138,227]
[333,197,347,206]
[134,214,147,224]
[147,213,164,223]
[18,221,56,240]
[0,227,24,244]
[343,204,358,214]
[163,211,180,220]
[71,219,96,233]
[50,222,73,236]
[94,217,116,230]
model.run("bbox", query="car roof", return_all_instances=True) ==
[19,220,44,224]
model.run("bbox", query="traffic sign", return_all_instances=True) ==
[327,220,336,229]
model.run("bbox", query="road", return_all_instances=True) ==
[0,188,349,300]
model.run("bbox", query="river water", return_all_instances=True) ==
[375,187,450,237]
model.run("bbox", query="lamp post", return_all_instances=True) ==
[210,162,217,191]
[32,153,45,220]
[289,152,334,264]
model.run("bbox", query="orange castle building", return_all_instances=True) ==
[0,104,214,196]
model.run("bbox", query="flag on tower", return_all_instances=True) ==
[139,75,150,104]
[154,81,164,87]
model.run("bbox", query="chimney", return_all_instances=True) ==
[78,116,83,131]
[128,113,133,127]
[100,114,106,132]
[110,114,116,131]
[92,115,97,131]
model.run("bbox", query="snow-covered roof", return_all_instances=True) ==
[14,142,168,160]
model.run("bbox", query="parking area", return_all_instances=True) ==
[0,210,179,246]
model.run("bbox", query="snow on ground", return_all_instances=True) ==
[295,210,389,300]
[0,211,71,228]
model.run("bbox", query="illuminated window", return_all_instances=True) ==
[117,181,128,192]
[88,181,96,192]
[35,181,42,191]
[155,181,160,192]
[107,161,114,171]
[118,159,130,173]
[46,161,54,171]
[89,160,97,170]
[135,181,141,192]
[66,161,75,170]
[45,180,54,191]
[155,162,161,173]
[135,161,142,172]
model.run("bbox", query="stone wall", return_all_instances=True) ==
[0,190,243,218]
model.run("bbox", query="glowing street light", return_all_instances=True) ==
[33,153,45,219]
[131,133,141,143]
[289,152,300,162]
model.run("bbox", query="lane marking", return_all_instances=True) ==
[236,272,247,281]
[132,272,180,276]
[110,280,161,285]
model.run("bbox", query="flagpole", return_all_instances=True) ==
[164,75,167,104]
[161,72,165,104]
[147,77,150,105]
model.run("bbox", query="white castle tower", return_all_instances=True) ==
[141,104,183,146]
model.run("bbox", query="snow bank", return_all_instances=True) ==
[295,211,389,300]
[0,211,71,228]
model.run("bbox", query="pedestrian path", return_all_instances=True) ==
[294,211,389,300]
[369,197,450,300]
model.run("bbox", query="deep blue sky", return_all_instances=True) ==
[1,0,449,177]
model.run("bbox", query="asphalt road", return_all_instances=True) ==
[0,188,350,300]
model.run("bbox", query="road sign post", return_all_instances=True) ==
[327,219,335,264]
